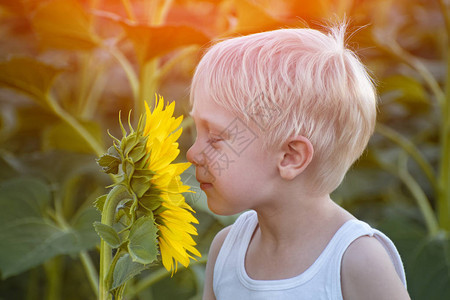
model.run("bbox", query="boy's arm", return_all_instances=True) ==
[203,226,231,300]
[341,236,411,300]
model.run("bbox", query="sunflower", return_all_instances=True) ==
[143,95,201,273]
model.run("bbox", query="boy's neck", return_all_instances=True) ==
[253,193,353,247]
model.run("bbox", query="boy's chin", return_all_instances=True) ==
[207,200,241,217]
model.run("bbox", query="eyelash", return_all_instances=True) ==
[207,137,222,144]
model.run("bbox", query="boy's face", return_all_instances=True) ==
[187,88,279,216]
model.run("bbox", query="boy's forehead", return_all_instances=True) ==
[189,105,223,123]
[189,100,237,128]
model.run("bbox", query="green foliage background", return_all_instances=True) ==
[0,0,449,299]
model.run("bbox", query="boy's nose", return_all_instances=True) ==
[186,140,202,166]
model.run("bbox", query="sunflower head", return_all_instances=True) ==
[96,94,201,279]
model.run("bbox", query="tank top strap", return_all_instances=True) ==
[324,219,407,296]
[213,210,257,293]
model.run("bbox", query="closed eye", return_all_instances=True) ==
[207,137,222,144]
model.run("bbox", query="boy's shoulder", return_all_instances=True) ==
[341,235,410,300]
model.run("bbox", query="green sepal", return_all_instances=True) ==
[115,208,128,224]
[123,158,135,181]
[134,151,151,170]
[130,169,155,198]
[107,130,122,146]
[140,191,163,212]
[93,222,121,248]
[114,198,134,223]
[127,216,158,264]
[94,194,107,212]
[153,204,168,216]
[122,134,140,157]
[97,153,121,174]
[128,138,148,163]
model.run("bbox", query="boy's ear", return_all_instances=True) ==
[278,136,314,180]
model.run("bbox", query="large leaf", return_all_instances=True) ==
[0,0,42,15]
[377,212,450,300]
[70,206,101,248]
[31,0,100,50]
[269,0,328,20]
[0,154,20,181]
[112,253,147,290]
[230,0,287,35]
[379,75,429,112]
[0,177,99,279]
[127,216,158,265]
[93,222,121,248]
[0,57,62,106]
[408,237,450,300]
[228,0,332,35]
[121,23,210,64]
[0,0,26,15]
[41,120,103,154]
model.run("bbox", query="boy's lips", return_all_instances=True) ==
[196,178,213,190]
[199,182,213,190]
[195,168,214,190]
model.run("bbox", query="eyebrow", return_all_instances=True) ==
[189,111,229,135]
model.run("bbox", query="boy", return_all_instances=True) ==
[186,25,410,300]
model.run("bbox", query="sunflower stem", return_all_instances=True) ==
[99,185,128,300]
[105,249,125,291]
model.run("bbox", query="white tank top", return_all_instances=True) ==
[213,210,406,300]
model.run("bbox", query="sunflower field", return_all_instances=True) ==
[0,0,449,299]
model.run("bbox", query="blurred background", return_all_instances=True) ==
[0,0,448,299]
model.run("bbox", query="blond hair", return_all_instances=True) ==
[190,25,377,193]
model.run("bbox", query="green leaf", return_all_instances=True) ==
[377,213,450,300]
[31,0,100,50]
[379,75,429,111]
[94,194,107,212]
[97,154,121,174]
[127,216,158,265]
[93,222,121,248]
[112,253,147,290]
[71,207,101,248]
[121,23,210,64]
[407,236,450,300]
[0,57,62,106]
[0,155,20,181]
[0,177,99,279]
[42,120,103,154]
